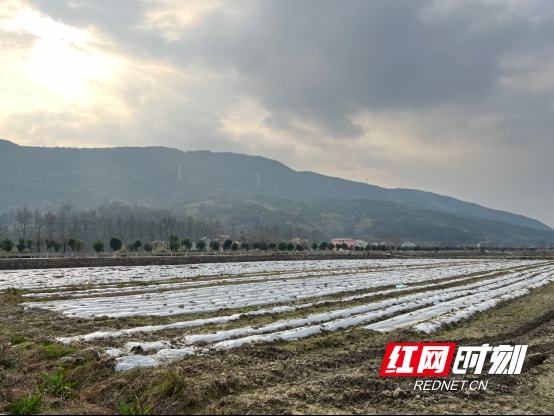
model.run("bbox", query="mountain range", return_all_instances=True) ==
[1,139,552,246]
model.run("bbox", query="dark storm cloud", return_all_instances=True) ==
[185,0,554,139]
[193,0,506,136]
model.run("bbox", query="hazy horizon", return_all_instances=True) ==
[1,0,553,226]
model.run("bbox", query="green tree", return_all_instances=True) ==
[296,244,304,251]
[0,239,14,252]
[311,243,318,250]
[110,237,123,253]
[196,240,206,251]
[132,240,142,252]
[231,242,239,251]
[182,238,192,251]
[223,239,233,251]
[68,239,78,253]
[92,241,104,254]
[72,240,85,253]
[168,235,180,252]
[144,242,153,253]
[268,242,277,251]
[46,240,59,253]
[210,241,220,251]
[241,242,250,251]
[16,239,27,252]
[278,242,287,251]
[319,242,329,250]
[286,243,295,251]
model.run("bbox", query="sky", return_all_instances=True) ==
[0,0,553,226]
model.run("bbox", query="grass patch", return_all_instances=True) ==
[8,393,42,415]
[118,398,153,415]
[156,369,185,397]
[39,343,76,359]
[40,369,75,399]
[10,335,27,345]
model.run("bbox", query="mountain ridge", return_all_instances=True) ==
[180,194,554,246]
[0,139,551,245]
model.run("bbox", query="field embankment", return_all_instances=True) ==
[1,250,553,270]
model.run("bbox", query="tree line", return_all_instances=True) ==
[1,229,506,255]
[0,234,330,255]
[1,204,540,255]
[0,204,222,254]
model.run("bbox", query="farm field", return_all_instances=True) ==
[1,258,553,414]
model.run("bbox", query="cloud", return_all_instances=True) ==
[125,0,554,139]
[2,0,554,225]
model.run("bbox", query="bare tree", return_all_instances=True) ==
[57,205,72,252]
[44,212,56,241]
[15,207,32,240]
[33,210,43,252]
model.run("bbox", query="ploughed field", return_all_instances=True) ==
[3,258,553,374]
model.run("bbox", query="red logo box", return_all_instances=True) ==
[380,342,456,377]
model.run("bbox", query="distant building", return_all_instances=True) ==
[151,240,168,252]
[291,237,309,247]
[216,234,232,243]
[371,241,392,247]
[401,242,417,248]
[331,238,368,249]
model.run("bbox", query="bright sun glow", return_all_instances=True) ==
[28,37,116,100]
[0,4,120,101]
